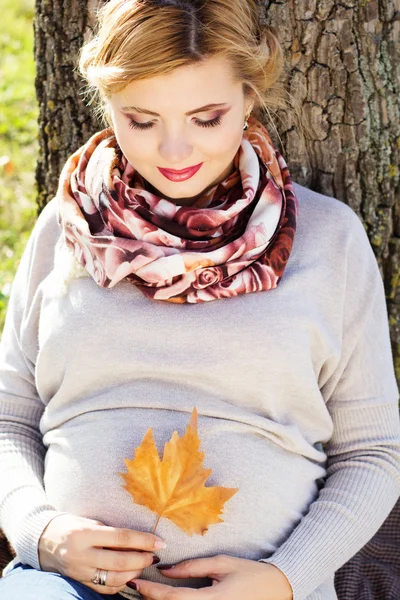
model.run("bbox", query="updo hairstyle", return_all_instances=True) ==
[78,0,297,140]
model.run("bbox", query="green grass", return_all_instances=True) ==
[0,0,38,334]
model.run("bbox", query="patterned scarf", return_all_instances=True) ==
[56,116,298,303]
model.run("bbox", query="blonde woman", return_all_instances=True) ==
[0,1,399,599]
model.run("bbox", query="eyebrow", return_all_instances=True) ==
[120,103,230,116]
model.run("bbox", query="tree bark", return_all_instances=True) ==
[34,0,100,212]
[261,0,400,380]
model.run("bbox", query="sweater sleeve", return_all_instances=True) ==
[258,206,400,599]
[0,199,67,571]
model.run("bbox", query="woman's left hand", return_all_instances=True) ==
[128,554,293,600]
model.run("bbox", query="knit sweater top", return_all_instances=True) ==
[0,182,400,600]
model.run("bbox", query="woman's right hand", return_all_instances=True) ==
[38,513,166,595]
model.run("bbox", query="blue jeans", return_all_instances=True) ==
[0,562,126,599]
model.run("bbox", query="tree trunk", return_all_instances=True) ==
[261,0,400,381]
[34,0,100,211]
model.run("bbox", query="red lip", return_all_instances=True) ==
[158,163,203,182]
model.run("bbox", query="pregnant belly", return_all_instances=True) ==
[43,408,325,587]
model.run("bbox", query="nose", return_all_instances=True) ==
[158,130,193,166]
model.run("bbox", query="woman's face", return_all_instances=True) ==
[108,55,253,205]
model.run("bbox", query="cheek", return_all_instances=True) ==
[115,128,155,164]
[206,126,243,159]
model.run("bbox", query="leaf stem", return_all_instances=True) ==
[152,515,161,535]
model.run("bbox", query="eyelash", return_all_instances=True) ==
[128,116,222,130]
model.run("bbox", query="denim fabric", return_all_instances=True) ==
[0,562,126,599]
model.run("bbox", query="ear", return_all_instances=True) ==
[245,103,254,119]
[245,89,256,115]
[104,107,113,128]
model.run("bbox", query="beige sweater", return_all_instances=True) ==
[0,182,400,600]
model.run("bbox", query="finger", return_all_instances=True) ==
[90,525,166,552]
[88,547,157,571]
[131,579,215,600]
[82,568,144,589]
[85,582,132,596]
[157,555,235,579]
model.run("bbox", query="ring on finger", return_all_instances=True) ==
[91,568,108,586]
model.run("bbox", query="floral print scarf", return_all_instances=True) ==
[56,116,298,303]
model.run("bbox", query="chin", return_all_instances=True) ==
[153,180,212,200]
[164,189,202,199]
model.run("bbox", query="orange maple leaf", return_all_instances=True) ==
[119,406,238,536]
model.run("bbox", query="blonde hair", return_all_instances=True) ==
[78,0,303,145]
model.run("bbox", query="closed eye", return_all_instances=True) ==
[193,116,222,128]
[128,119,154,130]
[128,115,223,130]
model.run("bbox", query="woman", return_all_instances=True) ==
[0,1,399,599]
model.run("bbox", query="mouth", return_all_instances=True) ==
[157,162,203,182]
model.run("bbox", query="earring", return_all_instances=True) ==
[243,107,253,131]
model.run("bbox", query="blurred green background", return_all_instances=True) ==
[0,0,37,333]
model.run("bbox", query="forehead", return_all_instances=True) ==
[113,55,242,110]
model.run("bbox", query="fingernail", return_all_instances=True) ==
[154,539,167,549]
[126,581,139,590]
[156,564,176,570]
[152,555,161,564]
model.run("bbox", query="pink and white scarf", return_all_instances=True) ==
[56,116,298,303]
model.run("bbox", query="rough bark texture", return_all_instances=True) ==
[34,0,100,212]
[261,0,400,380]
